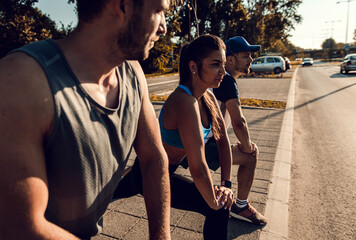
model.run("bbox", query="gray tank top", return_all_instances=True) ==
[12,39,142,239]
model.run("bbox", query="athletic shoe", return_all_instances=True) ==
[230,202,267,225]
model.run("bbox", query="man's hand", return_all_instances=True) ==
[237,141,259,156]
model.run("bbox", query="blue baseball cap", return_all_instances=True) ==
[225,36,261,56]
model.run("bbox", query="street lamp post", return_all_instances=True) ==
[336,0,356,45]
[325,20,341,39]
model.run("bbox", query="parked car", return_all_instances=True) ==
[340,53,356,74]
[302,58,313,66]
[284,57,291,70]
[250,56,286,74]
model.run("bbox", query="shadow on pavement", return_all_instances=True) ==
[249,82,356,126]
[330,72,356,78]
[228,219,264,240]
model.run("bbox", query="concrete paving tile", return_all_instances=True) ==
[170,208,187,226]
[171,227,203,239]
[92,233,118,240]
[251,178,270,189]
[249,188,269,200]
[122,218,149,240]
[108,195,147,218]
[174,166,190,175]
[259,147,277,157]
[258,132,280,140]
[258,146,277,154]
[250,185,269,195]
[256,160,274,171]
[100,211,141,239]
[175,211,204,232]
[254,169,272,180]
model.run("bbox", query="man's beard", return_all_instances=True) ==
[116,12,149,60]
[235,61,249,75]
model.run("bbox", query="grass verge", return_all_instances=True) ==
[150,94,286,109]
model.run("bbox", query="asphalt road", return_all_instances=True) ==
[147,74,179,93]
[289,63,356,240]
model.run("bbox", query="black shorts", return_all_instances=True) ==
[180,137,221,171]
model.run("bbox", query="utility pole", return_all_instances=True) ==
[336,0,356,44]
[325,20,341,39]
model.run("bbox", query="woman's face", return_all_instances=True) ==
[197,49,226,88]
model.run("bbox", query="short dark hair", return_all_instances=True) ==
[76,0,144,22]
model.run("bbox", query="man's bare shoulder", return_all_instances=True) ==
[0,52,54,135]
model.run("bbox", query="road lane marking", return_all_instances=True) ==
[148,79,179,87]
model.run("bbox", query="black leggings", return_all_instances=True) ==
[113,158,229,240]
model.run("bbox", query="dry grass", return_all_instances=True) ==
[240,98,286,109]
[150,95,286,109]
[150,95,169,102]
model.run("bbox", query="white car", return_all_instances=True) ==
[250,56,286,74]
[302,58,313,67]
[340,54,356,74]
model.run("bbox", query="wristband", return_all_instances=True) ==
[221,180,232,188]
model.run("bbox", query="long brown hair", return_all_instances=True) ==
[179,34,225,140]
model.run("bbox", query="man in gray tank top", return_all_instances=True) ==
[0,0,171,239]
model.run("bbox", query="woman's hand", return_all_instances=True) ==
[214,186,234,210]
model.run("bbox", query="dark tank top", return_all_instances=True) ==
[12,39,142,239]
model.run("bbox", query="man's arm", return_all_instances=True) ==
[0,53,80,239]
[207,92,232,185]
[131,61,171,240]
[225,98,255,153]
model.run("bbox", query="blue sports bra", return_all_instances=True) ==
[159,85,212,149]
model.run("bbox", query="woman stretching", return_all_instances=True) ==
[114,35,234,240]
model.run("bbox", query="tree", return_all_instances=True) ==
[322,38,337,49]
[174,0,302,54]
[0,0,70,58]
[140,5,182,73]
[244,0,302,52]
[321,38,337,59]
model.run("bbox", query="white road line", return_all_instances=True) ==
[147,79,179,87]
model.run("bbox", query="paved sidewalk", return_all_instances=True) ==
[92,70,295,240]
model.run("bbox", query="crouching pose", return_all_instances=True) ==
[118,35,234,240]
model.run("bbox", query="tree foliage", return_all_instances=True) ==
[140,5,182,74]
[322,38,337,50]
[0,0,71,58]
[172,0,302,58]
[1,0,304,71]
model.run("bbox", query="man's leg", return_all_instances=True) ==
[230,144,267,225]
[231,144,257,200]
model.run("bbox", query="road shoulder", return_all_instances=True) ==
[259,67,299,240]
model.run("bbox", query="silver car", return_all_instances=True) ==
[250,56,286,74]
[340,54,356,74]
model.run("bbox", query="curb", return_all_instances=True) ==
[259,67,299,240]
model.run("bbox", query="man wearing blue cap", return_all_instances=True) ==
[206,36,267,225]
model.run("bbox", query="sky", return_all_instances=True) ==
[34,0,356,50]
